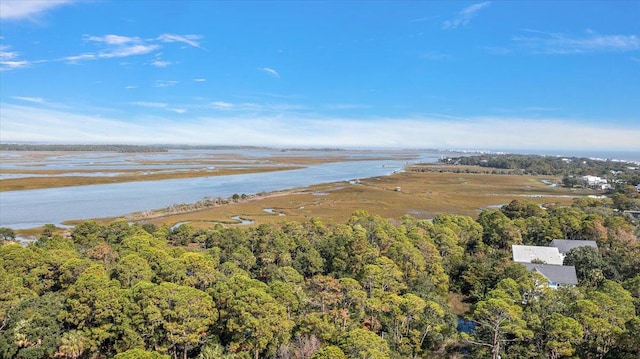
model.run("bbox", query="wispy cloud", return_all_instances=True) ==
[261,67,280,78]
[2,102,638,150]
[211,101,234,109]
[151,60,172,67]
[158,34,205,50]
[11,96,45,104]
[129,101,186,115]
[55,33,202,65]
[0,0,73,20]
[326,104,371,110]
[125,85,139,89]
[0,44,30,71]
[443,1,491,30]
[193,78,206,82]
[154,80,179,88]
[129,101,168,108]
[514,30,640,54]
[86,34,138,45]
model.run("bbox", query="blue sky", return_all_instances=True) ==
[0,0,639,150]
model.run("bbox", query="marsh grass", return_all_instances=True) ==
[139,168,592,230]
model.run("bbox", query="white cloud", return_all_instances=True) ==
[5,32,204,70]
[211,101,234,109]
[155,80,179,88]
[151,60,172,67]
[193,78,206,82]
[326,104,371,110]
[129,101,168,108]
[63,53,97,62]
[262,67,280,78]
[100,44,160,58]
[11,96,45,104]
[0,0,72,20]
[125,85,139,89]
[514,30,640,54]
[87,34,139,45]
[443,1,491,29]
[1,102,638,150]
[158,34,205,50]
[0,44,30,70]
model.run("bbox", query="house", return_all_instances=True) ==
[550,239,598,262]
[582,175,607,186]
[523,263,578,289]
[512,245,563,265]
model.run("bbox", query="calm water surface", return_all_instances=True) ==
[0,158,415,229]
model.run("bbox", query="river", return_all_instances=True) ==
[0,157,417,229]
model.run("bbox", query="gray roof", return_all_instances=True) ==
[512,245,563,265]
[524,263,578,285]
[550,239,598,254]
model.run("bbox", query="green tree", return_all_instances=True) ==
[339,328,391,359]
[466,288,532,359]
[310,345,347,359]
[0,227,16,242]
[545,313,583,359]
[113,348,170,359]
[112,253,154,288]
[156,282,216,359]
[56,330,88,359]
[213,274,293,359]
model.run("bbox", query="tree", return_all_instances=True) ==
[310,345,347,359]
[466,288,532,359]
[477,210,523,250]
[0,227,16,242]
[112,253,154,287]
[156,282,216,359]
[113,348,170,359]
[545,313,583,359]
[572,281,636,359]
[0,293,65,359]
[339,328,391,359]
[56,330,88,359]
[563,246,604,285]
[213,274,293,359]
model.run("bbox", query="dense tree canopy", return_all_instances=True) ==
[1,194,638,358]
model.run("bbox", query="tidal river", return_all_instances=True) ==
[0,159,410,229]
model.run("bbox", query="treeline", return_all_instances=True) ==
[439,154,639,178]
[1,199,639,359]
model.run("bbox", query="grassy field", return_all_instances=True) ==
[137,166,593,230]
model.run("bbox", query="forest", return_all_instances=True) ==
[1,192,639,359]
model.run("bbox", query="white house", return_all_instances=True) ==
[582,175,608,187]
[512,245,563,265]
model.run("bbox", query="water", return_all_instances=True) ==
[0,159,410,229]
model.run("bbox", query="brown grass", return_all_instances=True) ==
[138,168,593,230]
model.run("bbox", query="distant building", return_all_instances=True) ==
[550,239,598,262]
[523,263,578,289]
[512,245,563,265]
[582,175,608,189]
